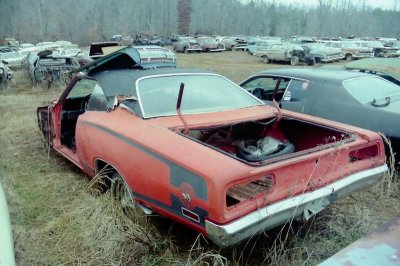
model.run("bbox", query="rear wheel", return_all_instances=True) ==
[262,55,270,64]
[290,56,299,66]
[345,54,353,61]
[110,172,148,225]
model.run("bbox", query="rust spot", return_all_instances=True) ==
[226,178,272,206]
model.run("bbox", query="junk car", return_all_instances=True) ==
[324,41,374,61]
[255,43,315,66]
[37,47,388,247]
[173,37,202,53]
[28,50,80,87]
[0,61,13,88]
[302,43,344,63]
[240,68,400,162]
[196,37,225,52]
[0,51,26,68]
[216,37,237,51]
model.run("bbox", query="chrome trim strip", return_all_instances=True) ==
[182,207,200,223]
[205,164,388,247]
[135,73,264,119]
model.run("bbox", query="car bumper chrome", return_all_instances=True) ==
[354,53,374,59]
[321,56,345,62]
[208,48,226,52]
[205,164,388,247]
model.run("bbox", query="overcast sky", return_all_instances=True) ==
[248,0,398,10]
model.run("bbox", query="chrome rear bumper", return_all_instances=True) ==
[206,164,388,247]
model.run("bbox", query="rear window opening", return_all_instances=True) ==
[185,117,354,165]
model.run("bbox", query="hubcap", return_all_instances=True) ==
[111,173,148,224]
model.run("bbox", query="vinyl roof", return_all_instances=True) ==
[91,68,212,98]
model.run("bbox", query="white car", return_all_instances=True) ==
[19,43,35,49]
[133,45,176,63]
[19,43,38,57]
[60,48,81,57]
[36,42,62,52]
[0,51,26,68]
[55,40,78,50]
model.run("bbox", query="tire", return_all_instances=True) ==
[345,54,353,61]
[110,172,148,224]
[262,55,270,64]
[34,68,43,83]
[290,56,299,66]
[308,58,316,66]
[0,81,7,90]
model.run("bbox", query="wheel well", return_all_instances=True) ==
[95,159,117,190]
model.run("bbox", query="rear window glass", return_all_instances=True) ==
[343,76,400,103]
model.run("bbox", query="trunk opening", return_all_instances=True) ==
[184,117,354,165]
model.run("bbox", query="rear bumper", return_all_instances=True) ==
[205,164,388,247]
[353,53,374,59]
[320,55,345,62]
[186,47,202,52]
[208,48,226,52]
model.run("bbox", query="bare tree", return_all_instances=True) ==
[0,0,399,45]
[177,0,192,35]
[317,0,333,37]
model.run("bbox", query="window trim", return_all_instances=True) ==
[135,73,264,119]
[240,74,310,102]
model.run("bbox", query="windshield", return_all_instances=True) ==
[137,74,262,118]
[343,76,400,103]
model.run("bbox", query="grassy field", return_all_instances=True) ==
[0,52,399,265]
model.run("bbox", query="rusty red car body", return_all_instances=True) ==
[37,47,388,247]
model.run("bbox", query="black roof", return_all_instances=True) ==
[254,67,374,83]
[91,68,212,98]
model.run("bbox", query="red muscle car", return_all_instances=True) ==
[37,47,388,247]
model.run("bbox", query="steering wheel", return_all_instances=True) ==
[251,87,265,100]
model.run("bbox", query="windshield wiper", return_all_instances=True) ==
[371,97,390,107]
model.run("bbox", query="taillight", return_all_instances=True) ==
[226,176,273,207]
[349,144,378,162]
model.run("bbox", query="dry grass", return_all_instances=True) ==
[1,53,399,265]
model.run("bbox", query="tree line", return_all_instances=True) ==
[0,0,399,45]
